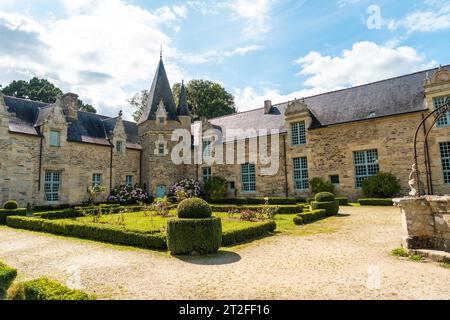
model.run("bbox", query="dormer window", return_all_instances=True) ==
[202,137,212,157]
[291,121,306,146]
[49,130,60,147]
[116,141,123,153]
[158,117,165,125]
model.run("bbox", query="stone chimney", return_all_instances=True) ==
[61,93,79,122]
[264,100,272,114]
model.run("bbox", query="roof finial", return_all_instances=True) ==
[181,79,184,86]
[160,44,162,59]
[118,110,123,117]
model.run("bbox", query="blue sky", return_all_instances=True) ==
[0,0,449,120]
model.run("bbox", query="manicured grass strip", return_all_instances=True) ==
[0,209,27,224]
[0,261,17,299]
[210,204,303,215]
[9,278,94,300]
[221,220,276,246]
[358,198,393,206]
[6,216,167,250]
[209,197,298,205]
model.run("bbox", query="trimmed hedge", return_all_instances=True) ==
[0,208,27,225]
[6,216,166,250]
[167,217,222,255]
[336,197,349,205]
[358,198,393,206]
[0,261,17,298]
[177,198,212,219]
[3,200,18,210]
[311,200,339,216]
[33,208,83,220]
[209,197,297,205]
[222,220,276,246]
[315,192,335,202]
[295,209,327,225]
[9,277,94,300]
[210,204,303,215]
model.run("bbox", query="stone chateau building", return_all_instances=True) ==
[1,57,450,207]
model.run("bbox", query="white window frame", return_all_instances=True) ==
[354,149,379,188]
[126,175,133,186]
[92,173,102,187]
[44,171,60,202]
[434,96,450,127]
[116,141,123,153]
[293,157,309,190]
[440,142,450,184]
[49,130,60,147]
[202,137,212,157]
[202,167,212,182]
[291,121,306,146]
[241,163,256,192]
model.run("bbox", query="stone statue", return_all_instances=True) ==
[408,163,420,196]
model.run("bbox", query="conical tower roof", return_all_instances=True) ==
[177,80,190,116]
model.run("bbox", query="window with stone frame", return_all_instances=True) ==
[440,142,450,184]
[241,163,256,192]
[158,117,165,125]
[434,96,450,127]
[158,143,165,155]
[116,141,123,153]
[44,171,60,202]
[126,175,133,186]
[202,137,212,157]
[202,167,212,182]
[92,173,102,187]
[293,157,309,190]
[330,174,340,185]
[49,130,60,147]
[291,121,306,146]
[354,149,379,188]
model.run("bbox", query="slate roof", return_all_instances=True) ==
[3,96,141,149]
[177,81,190,116]
[138,58,178,123]
[192,65,449,141]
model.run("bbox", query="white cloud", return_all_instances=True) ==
[226,0,275,37]
[235,41,435,112]
[181,45,264,64]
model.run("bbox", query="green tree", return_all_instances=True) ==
[172,80,236,120]
[128,90,149,122]
[1,77,96,113]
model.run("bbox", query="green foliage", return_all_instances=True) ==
[358,198,393,206]
[315,192,335,202]
[177,198,212,219]
[204,176,228,199]
[309,177,334,194]
[208,197,297,205]
[361,172,401,198]
[210,204,302,215]
[0,208,26,224]
[335,197,349,205]
[33,208,82,220]
[221,220,276,246]
[0,261,17,299]
[128,90,149,122]
[391,247,409,257]
[311,200,339,216]
[409,255,424,262]
[3,200,18,210]
[293,216,304,225]
[6,216,167,250]
[167,217,222,255]
[8,278,94,300]
[296,209,327,224]
[172,80,236,120]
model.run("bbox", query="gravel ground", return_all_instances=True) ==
[0,206,449,300]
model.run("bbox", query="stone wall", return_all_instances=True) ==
[394,196,450,252]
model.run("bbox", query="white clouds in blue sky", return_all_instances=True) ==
[0,0,449,118]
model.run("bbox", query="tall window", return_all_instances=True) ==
[202,138,212,157]
[291,121,306,146]
[92,173,102,187]
[202,167,212,182]
[158,143,165,155]
[116,141,123,153]
[434,96,450,127]
[49,131,60,147]
[293,157,309,190]
[241,163,256,192]
[44,171,60,202]
[354,149,379,188]
[440,142,450,184]
[126,175,133,186]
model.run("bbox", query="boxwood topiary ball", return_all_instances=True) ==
[314,192,335,202]
[3,200,18,210]
[177,198,212,219]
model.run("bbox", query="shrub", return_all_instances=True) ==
[0,261,17,298]
[169,179,202,202]
[358,198,393,206]
[108,184,149,204]
[208,197,297,205]
[3,200,18,210]
[298,209,327,224]
[307,197,315,204]
[315,192,335,202]
[210,205,302,215]
[204,176,228,199]
[177,198,212,219]
[240,210,260,222]
[335,197,349,205]
[0,208,27,224]
[6,216,167,250]
[8,278,94,300]
[391,247,409,257]
[309,177,334,194]
[293,216,303,225]
[167,217,222,255]
[311,200,339,216]
[361,172,401,198]
[152,197,171,217]
[33,208,82,220]
[221,221,276,246]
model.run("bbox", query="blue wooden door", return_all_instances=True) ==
[156,185,166,198]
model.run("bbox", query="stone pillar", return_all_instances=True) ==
[60,93,79,122]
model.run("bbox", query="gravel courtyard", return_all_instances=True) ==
[0,206,449,300]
